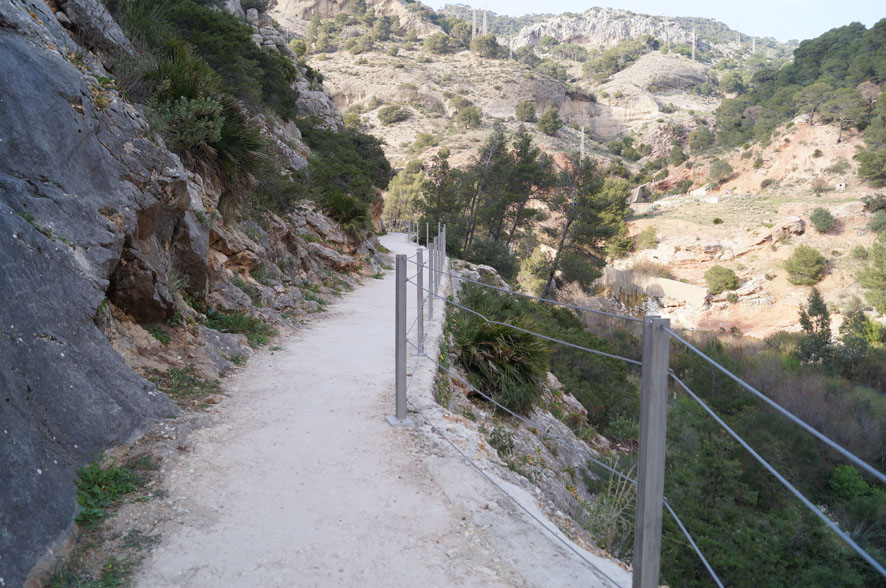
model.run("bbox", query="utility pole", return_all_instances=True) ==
[482,4,487,36]
[472,8,476,39]
[737,31,741,45]
[752,37,756,53]
[691,27,696,60]
[664,18,670,51]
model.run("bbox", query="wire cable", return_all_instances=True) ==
[405,279,642,366]
[662,501,724,588]
[403,257,642,323]
[407,340,724,586]
[665,327,886,485]
[412,409,626,588]
[670,372,886,578]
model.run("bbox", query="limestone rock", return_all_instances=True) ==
[511,7,706,51]
[63,0,135,62]
[221,0,246,20]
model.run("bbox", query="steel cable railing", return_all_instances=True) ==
[390,228,886,586]
[405,278,643,367]
[406,337,723,588]
[404,256,644,324]
[669,372,886,578]
[665,327,886,486]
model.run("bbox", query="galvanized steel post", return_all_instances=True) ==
[633,316,671,588]
[427,237,434,321]
[387,254,411,426]
[415,248,424,354]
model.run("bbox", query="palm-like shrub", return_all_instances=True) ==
[453,285,550,414]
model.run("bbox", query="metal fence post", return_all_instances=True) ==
[415,248,424,354]
[388,254,412,426]
[428,237,435,321]
[633,316,671,588]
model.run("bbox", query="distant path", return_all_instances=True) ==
[133,233,629,587]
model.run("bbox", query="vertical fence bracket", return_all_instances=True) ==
[387,254,412,426]
[633,316,671,588]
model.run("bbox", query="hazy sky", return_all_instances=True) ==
[422,0,884,43]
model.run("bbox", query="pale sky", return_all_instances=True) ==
[423,0,884,43]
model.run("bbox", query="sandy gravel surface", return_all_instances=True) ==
[133,233,630,588]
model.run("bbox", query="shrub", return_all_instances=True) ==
[784,245,826,285]
[688,127,714,152]
[201,308,275,347]
[456,105,482,129]
[515,100,536,122]
[377,104,409,125]
[868,210,886,233]
[423,32,450,54]
[811,176,829,194]
[709,158,733,183]
[712,217,724,224]
[760,178,775,189]
[453,285,550,413]
[667,146,688,166]
[636,226,658,249]
[75,461,140,527]
[537,107,563,136]
[863,193,886,212]
[705,265,739,294]
[148,95,224,151]
[464,238,518,280]
[812,148,823,158]
[470,34,501,58]
[858,243,886,314]
[809,207,835,233]
[726,292,739,303]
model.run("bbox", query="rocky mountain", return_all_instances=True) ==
[0,0,381,584]
[510,7,705,51]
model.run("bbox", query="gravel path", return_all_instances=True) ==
[133,233,630,587]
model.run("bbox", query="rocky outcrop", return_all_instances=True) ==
[0,0,369,583]
[271,0,442,37]
[511,7,708,51]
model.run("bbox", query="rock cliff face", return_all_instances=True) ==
[0,0,368,584]
[271,0,442,37]
[511,7,708,51]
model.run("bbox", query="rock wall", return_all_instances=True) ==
[271,0,441,37]
[511,7,709,51]
[0,0,368,583]
[596,268,710,309]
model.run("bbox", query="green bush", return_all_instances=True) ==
[453,285,550,414]
[858,243,886,314]
[455,105,482,129]
[809,207,835,233]
[377,104,409,125]
[470,34,501,58]
[863,194,886,212]
[708,158,733,183]
[784,245,826,285]
[537,107,563,136]
[147,95,223,152]
[423,32,450,54]
[515,100,536,122]
[636,226,658,249]
[201,309,275,347]
[688,127,714,152]
[667,146,688,166]
[868,210,886,233]
[75,461,140,526]
[464,238,518,281]
[704,265,739,294]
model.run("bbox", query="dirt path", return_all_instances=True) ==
[133,233,630,588]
